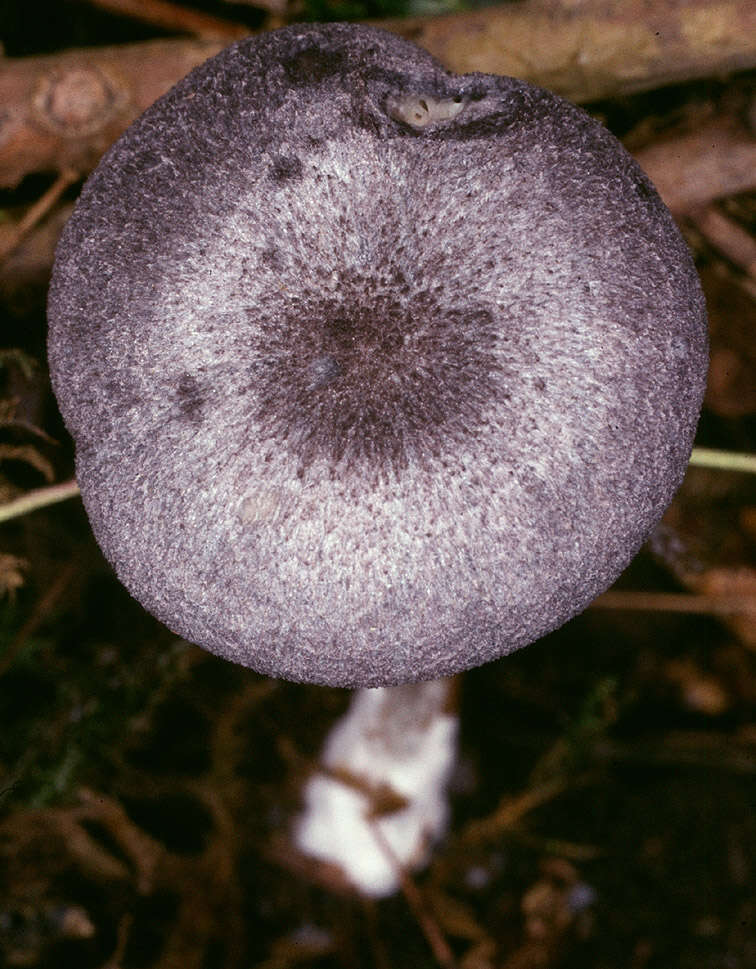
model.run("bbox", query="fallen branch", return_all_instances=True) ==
[633,118,756,216]
[0,39,226,188]
[382,0,756,103]
[86,0,251,40]
[689,204,756,276]
[3,0,756,188]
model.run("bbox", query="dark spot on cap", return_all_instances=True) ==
[176,373,205,424]
[282,45,349,86]
[260,245,285,271]
[269,154,304,183]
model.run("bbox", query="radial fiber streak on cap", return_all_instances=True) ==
[48,23,709,687]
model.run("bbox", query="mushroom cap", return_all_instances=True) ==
[47,23,708,688]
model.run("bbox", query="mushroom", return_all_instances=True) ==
[47,22,708,688]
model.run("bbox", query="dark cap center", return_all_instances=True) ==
[250,281,501,481]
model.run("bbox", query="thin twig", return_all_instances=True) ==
[0,479,80,524]
[0,168,79,266]
[602,732,756,774]
[367,818,458,969]
[86,0,250,40]
[592,589,756,617]
[0,559,78,676]
[690,205,756,278]
[462,778,573,845]
[96,913,133,969]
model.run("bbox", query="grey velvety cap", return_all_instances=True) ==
[48,23,708,687]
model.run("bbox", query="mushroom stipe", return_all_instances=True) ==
[47,23,709,688]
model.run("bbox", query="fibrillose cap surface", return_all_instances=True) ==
[48,23,709,687]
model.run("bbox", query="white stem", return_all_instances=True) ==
[294,678,458,897]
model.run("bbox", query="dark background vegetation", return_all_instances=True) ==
[1,2,756,968]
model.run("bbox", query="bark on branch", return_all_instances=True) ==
[382,0,756,103]
[0,39,225,188]
[634,117,756,217]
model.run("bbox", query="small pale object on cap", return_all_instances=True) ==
[47,23,709,687]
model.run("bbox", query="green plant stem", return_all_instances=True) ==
[0,447,752,526]
[0,479,80,524]
[689,447,756,474]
